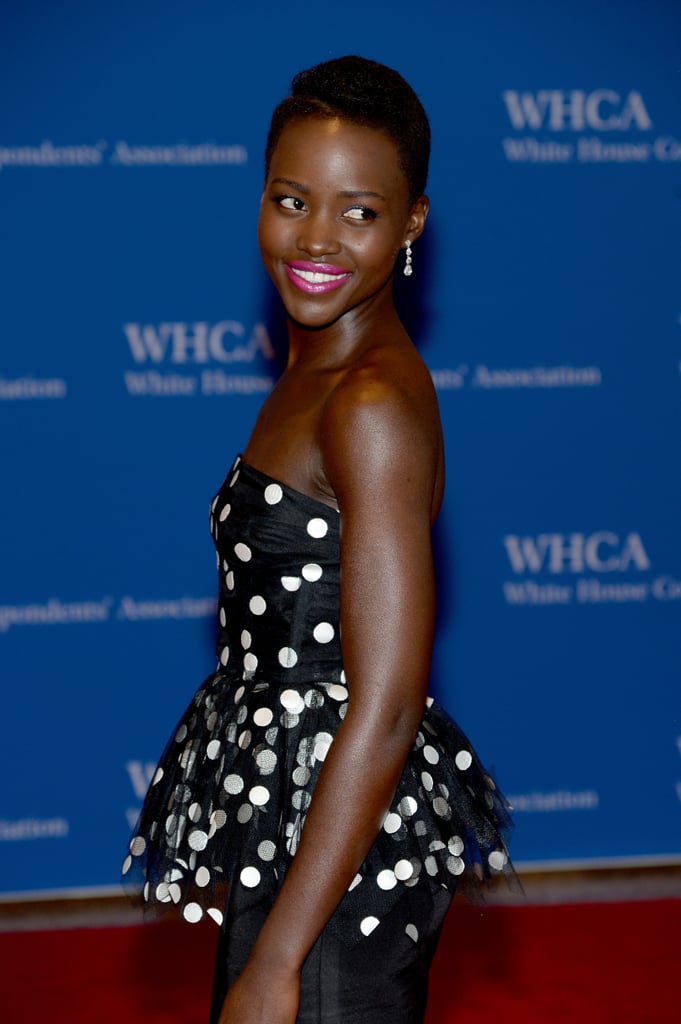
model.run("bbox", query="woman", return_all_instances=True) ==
[123,56,513,1024]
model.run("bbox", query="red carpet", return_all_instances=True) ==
[3,900,678,1023]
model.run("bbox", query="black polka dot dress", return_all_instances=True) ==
[123,455,514,948]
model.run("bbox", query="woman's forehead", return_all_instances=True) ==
[268,117,407,194]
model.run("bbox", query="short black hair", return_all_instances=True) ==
[265,55,431,204]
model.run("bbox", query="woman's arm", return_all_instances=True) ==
[218,373,441,1024]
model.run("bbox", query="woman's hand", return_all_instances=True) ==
[217,960,300,1024]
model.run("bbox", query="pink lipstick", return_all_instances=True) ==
[285,261,352,294]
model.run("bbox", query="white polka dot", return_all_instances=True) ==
[395,859,414,881]
[234,542,252,561]
[224,774,244,794]
[258,840,277,861]
[399,796,418,817]
[183,902,203,923]
[152,766,164,785]
[328,684,348,701]
[238,729,252,749]
[377,869,397,890]
[425,855,438,876]
[488,850,508,871]
[253,707,273,727]
[241,629,251,649]
[292,765,310,785]
[448,836,464,856]
[219,607,226,627]
[166,883,181,904]
[220,646,230,666]
[455,750,473,771]
[281,576,302,591]
[188,830,208,851]
[314,732,333,762]
[237,803,253,823]
[307,518,328,539]
[130,836,146,856]
[219,503,231,521]
[230,469,240,487]
[240,866,261,888]
[196,866,211,888]
[423,745,440,765]
[188,802,202,823]
[432,797,451,819]
[280,689,305,713]
[249,785,270,806]
[249,595,266,615]
[256,748,277,772]
[405,923,419,943]
[155,882,171,902]
[210,496,219,513]
[234,685,245,703]
[211,810,227,828]
[243,653,258,673]
[206,740,221,760]
[122,855,132,874]
[175,724,188,743]
[447,856,465,876]
[179,748,196,773]
[360,916,380,936]
[264,483,283,505]
[348,873,362,891]
[292,789,311,811]
[207,907,224,925]
[302,563,323,582]
[383,812,402,834]
[226,571,235,591]
[278,647,298,668]
[313,622,335,644]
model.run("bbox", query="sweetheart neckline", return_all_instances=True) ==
[236,455,340,516]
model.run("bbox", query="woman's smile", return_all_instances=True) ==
[285,261,353,294]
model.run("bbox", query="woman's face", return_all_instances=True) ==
[258,117,427,330]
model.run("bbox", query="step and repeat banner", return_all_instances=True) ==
[1,0,680,897]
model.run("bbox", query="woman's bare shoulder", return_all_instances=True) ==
[318,339,444,517]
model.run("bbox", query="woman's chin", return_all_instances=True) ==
[282,299,346,332]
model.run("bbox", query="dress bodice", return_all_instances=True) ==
[210,456,343,684]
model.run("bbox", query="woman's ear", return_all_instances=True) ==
[405,195,429,243]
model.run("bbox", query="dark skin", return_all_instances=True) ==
[218,116,444,1024]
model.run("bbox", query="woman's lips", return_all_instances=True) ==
[285,261,352,294]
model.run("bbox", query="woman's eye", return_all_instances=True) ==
[343,206,377,222]
[277,196,305,211]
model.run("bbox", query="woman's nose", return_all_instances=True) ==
[296,213,341,257]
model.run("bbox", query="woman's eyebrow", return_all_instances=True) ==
[339,189,386,201]
[270,178,386,202]
[271,177,310,193]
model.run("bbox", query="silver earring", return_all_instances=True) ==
[403,241,413,277]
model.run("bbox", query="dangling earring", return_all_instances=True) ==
[403,240,413,277]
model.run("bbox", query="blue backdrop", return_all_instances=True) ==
[1,0,680,898]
